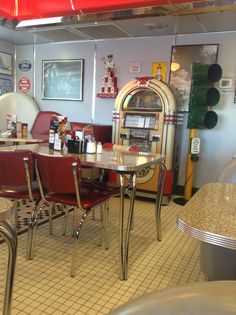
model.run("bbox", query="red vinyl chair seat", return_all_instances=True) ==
[0,150,40,228]
[45,188,112,210]
[0,183,40,200]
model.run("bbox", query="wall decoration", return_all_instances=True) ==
[169,44,218,112]
[152,62,167,81]
[97,54,118,98]
[129,62,142,73]
[42,59,84,100]
[19,60,32,72]
[18,76,31,94]
[218,78,233,90]
[0,52,12,75]
[0,78,12,94]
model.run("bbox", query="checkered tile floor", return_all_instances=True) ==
[0,197,206,314]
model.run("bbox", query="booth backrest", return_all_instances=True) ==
[70,122,112,144]
[31,111,61,136]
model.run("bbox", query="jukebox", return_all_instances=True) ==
[112,77,177,200]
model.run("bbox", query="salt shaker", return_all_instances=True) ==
[97,142,102,154]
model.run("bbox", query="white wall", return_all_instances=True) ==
[14,32,236,189]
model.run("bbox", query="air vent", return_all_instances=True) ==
[33,28,87,41]
[71,23,132,39]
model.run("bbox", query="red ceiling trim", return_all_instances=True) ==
[0,0,204,21]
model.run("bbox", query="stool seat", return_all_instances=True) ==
[108,281,236,315]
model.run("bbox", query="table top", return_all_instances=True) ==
[0,198,13,221]
[177,182,236,250]
[0,143,165,172]
[0,134,48,144]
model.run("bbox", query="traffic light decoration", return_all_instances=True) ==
[187,63,222,129]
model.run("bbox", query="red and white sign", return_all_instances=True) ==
[18,76,31,93]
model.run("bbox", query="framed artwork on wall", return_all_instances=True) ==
[0,78,12,94]
[42,59,84,100]
[169,44,218,112]
[0,52,12,76]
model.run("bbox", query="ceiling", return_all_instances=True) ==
[0,1,236,45]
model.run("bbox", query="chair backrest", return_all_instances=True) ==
[31,111,61,136]
[0,150,35,187]
[34,153,82,194]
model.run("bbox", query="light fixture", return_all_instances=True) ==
[171,62,180,72]
[16,16,62,28]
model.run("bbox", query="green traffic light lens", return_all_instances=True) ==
[187,110,218,129]
[192,63,222,83]
[207,87,220,106]
[204,111,218,129]
[208,64,223,82]
[192,87,220,106]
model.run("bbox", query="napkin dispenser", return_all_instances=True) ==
[67,139,86,154]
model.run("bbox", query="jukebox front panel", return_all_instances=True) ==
[113,77,176,197]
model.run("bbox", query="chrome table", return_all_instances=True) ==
[0,198,17,315]
[177,182,236,250]
[0,143,166,280]
[0,134,48,145]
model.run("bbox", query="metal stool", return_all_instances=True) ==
[0,198,17,315]
[108,281,236,315]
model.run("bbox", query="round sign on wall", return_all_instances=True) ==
[18,76,31,93]
[18,60,32,71]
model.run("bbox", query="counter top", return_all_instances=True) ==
[177,182,236,250]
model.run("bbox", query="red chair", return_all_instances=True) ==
[31,111,61,136]
[0,150,41,228]
[30,152,118,276]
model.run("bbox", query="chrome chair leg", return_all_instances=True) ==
[98,204,104,247]
[13,200,19,229]
[0,220,17,315]
[104,203,109,250]
[62,205,70,236]
[49,201,53,235]
[98,203,109,249]
[26,201,46,260]
[71,211,89,277]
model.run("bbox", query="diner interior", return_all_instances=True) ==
[0,0,236,314]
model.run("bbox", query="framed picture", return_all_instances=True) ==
[0,52,12,75]
[169,44,218,112]
[0,77,12,94]
[42,59,84,100]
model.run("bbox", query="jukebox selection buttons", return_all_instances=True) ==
[152,134,160,142]
[120,132,127,139]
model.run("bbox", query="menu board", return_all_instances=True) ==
[124,114,156,129]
